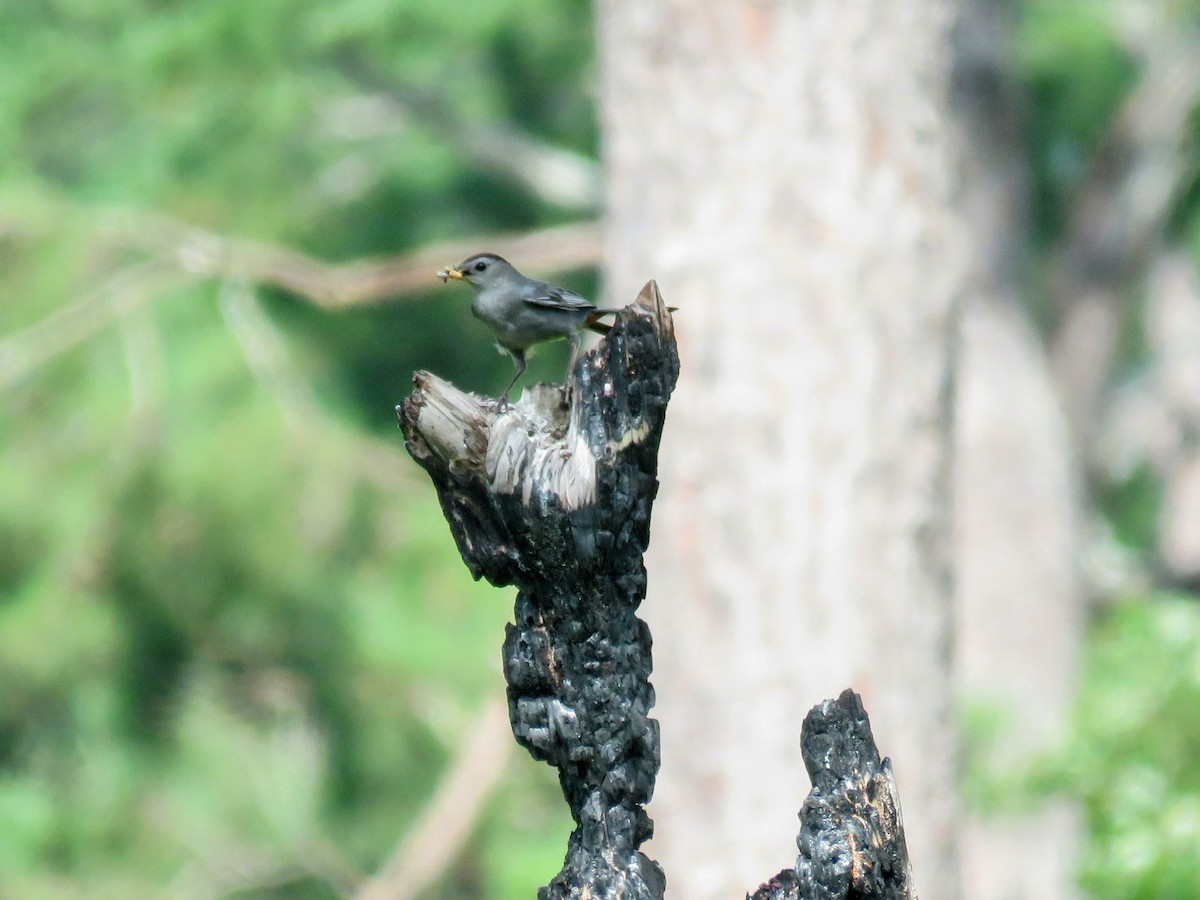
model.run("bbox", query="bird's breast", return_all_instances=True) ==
[471,292,583,349]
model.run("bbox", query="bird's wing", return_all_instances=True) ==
[521,284,596,313]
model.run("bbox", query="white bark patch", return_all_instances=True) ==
[487,415,598,511]
[607,419,651,455]
[408,375,600,512]
[409,377,490,471]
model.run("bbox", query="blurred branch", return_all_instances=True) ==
[0,215,602,389]
[1099,250,1200,587]
[453,121,602,211]
[100,211,602,308]
[117,303,167,425]
[218,281,416,494]
[1050,13,1200,450]
[355,698,514,900]
[1056,43,1200,285]
[219,280,318,433]
[171,843,358,900]
[0,260,185,390]
[330,55,602,211]
[392,91,601,211]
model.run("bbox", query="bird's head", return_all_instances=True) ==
[437,253,516,288]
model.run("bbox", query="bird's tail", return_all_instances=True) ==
[586,305,678,335]
[585,312,613,335]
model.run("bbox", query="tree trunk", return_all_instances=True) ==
[398,289,920,899]
[398,285,679,899]
[951,3,1085,897]
[751,691,917,900]
[597,3,966,897]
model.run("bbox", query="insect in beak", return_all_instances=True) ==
[436,266,466,283]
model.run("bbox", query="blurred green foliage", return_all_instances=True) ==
[1070,599,1200,899]
[1020,0,1139,246]
[962,597,1200,899]
[3,0,1200,896]
[959,5,1200,898]
[0,0,592,896]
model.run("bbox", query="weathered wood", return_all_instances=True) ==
[398,284,917,899]
[750,690,917,900]
[398,281,677,899]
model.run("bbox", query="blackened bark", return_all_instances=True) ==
[398,284,916,900]
[398,281,676,899]
[750,690,917,900]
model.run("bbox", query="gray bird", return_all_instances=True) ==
[437,253,617,405]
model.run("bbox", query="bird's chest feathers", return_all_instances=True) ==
[471,294,515,334]
[471,292,570,349]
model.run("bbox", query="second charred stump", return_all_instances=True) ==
[750,690,918,900]
[398,281,677,899]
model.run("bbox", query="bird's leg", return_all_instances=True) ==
[565,332,581,405]
[499,348,527,409]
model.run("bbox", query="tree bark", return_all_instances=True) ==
[398,289,921,899]
[597,4,965,897]
[751,690,917,900]
[398,283,677,899]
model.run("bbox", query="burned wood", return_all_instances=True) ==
[398,281,677,899]
[398,285,916,899]
[750,690,917,900]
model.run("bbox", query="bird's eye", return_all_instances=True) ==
[474,261,487,272]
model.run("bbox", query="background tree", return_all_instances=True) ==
[597,3,965,896]
[951,2,1083,897]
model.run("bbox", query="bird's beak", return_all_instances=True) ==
[437,266,465,283]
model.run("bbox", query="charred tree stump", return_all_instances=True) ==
[398,281,677,899]
[750,690,918,900]
[398,281,917,899]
